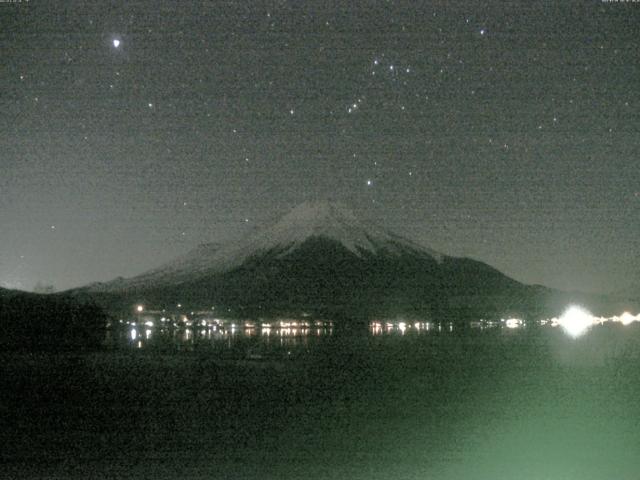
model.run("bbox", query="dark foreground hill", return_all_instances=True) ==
[0,288,108,351]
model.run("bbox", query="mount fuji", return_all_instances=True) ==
[75,202,617,320]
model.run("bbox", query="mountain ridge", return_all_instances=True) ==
[87,201,445,293]
[72,202,632,320]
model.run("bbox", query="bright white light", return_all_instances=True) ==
[619,312,637,326]
[558,306,594,338]
[505,318,522,329]
[113,39,120,48]
[130,328,137,340]
[136,305,144,313]
[144,320,154,327]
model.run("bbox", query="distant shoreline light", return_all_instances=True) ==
[557,306,594,338]
[122,303,640,340]
[547,306,640,338]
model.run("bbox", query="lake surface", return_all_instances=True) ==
[3,320,640,479]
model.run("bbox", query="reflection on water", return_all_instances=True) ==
[369,320,439,335]
[109,318,336,354]
[116,318,468,352]
[104,306,640,356]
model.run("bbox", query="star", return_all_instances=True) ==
[113,39,121,48]
[366,179,373,186]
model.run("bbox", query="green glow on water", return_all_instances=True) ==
[5,319,640,479]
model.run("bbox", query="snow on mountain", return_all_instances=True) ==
[90,201,444,292]
[239,201,443,260]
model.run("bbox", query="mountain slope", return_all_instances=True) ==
[88,201,444,292]
[76,202,626,320]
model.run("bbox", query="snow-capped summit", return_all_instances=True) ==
[242,200,443,259]
[89,201,443,292]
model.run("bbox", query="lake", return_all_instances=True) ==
[3,319,640,479]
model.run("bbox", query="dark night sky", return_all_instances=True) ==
[1,0,639,294]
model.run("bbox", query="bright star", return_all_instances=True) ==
[113,39,121,48]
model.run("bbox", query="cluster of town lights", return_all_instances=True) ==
[131,304,639,340]
[126,306,333,343]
